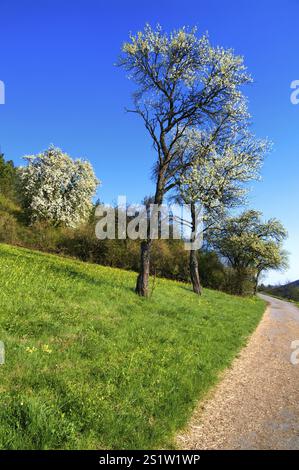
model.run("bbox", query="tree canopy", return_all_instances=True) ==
[19,146,98,227]
[0,153,18,199]
[209,210,288,294]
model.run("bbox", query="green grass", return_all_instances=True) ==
[0,243,266,449]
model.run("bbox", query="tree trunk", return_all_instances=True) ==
[253,272,260,295]
[135,183,164,297]
[189,202,202,295]
[190,248,202,295]
[135,239,152,297]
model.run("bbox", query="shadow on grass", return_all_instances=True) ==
[44,262,138,294]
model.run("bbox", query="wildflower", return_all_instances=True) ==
[25,346,37,353]
[41,344,52,354]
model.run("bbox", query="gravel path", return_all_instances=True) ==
[177,294,299,450]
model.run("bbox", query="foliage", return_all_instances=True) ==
[18,146,99,227]
[0,244,266,449]
[0,212,19,244]
[209,210,288,294]
[0,153,18,199]
[198,250,226,290]
[262,281,299,302]
[0,193,21,217]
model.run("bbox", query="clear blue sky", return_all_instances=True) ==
[0,0,298,284]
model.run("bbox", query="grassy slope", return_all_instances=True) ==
[0,244,265,449]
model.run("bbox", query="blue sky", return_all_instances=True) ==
[0,0,298,284]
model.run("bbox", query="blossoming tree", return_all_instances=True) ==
[19,146,98,227]
[209,210,288,295]
[119,23,253,296]
[175,116,269,294]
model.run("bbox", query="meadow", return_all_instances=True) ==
[0,244,265,449]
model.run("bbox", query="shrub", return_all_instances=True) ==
[0,212,19,244]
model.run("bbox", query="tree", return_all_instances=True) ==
[0,153,17,199]
[251,241,288,295]
[119,24,252,296]
[209,210,288,295]
[19,146,98,227]
[174,122,269,294]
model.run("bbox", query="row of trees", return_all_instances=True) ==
[0,154,201,286]
[0,147,287,296]
[118,24,287,296]
[262,282,299,302]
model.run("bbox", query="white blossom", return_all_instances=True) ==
[19,146,99,227]
[177,123,270,221]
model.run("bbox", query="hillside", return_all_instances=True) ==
[263,280,299,302]
[0,244,266,449]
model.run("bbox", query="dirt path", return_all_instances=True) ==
[177,294,299,449]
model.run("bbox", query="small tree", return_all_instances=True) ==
[119,24,252,296]
[19,146,99,227]
[209,210,288,295]
[252,241,289,294]
[175,123,269,294]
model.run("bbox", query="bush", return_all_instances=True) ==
[198,251,226,290]
[0,212,19,244]
[222,267,255,296]
[0,194,21,216]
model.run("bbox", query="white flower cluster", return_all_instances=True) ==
[178,125,269,217]
[120,23,251,96]
[19,146,99,227]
